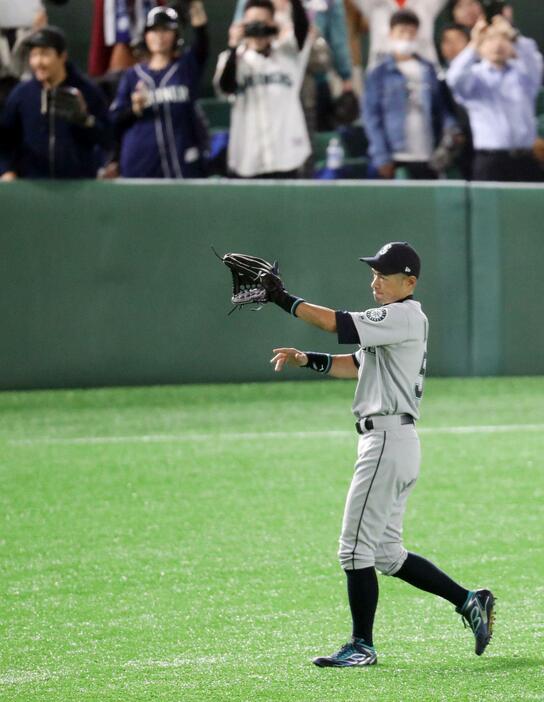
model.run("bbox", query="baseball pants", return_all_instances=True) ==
[338,419,420,574]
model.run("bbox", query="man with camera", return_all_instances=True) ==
[0,25,110,179]
[447,12,543,182]
[214,0,311,179]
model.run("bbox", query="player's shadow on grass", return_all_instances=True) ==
[458,656,543,673]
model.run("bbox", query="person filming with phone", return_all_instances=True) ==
[214,0,312,179]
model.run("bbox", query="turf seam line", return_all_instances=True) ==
[8,423,544,446]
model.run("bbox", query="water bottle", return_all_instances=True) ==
[326,137,345,172]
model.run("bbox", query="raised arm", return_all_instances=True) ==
[261,272,336,332]
[292,301,337,332]
[189,1,209,66]
[291,0,309,50]
[513,35,544,97]
[446,19,487,100]
[214,22,245,95]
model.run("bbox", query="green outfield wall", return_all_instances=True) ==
[0,180,541,390]
[469,184,544,376]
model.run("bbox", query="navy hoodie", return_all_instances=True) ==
[0,62,111,178]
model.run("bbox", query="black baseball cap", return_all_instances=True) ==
[360,241,421,278]
[145,7,179,32]
[24,26,67,53]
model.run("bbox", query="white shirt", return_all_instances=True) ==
[357,0,448,68]
[215,34,312,177]
[394,58,434,160]
[350,299,429,420]
[0,0,43,28]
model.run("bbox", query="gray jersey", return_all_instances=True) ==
[350,299,428,420]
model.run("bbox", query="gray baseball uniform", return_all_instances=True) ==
[281,242,494,666]
[337,298,428,573]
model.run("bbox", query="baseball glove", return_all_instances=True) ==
[220,252,280,310]
[50,87,93,127]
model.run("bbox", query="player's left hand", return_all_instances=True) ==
[271,347,308,372]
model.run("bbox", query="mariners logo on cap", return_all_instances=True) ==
[365,308,388,322]
[378,243,393,256]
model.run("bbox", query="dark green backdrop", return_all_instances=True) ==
[0,181,542,390]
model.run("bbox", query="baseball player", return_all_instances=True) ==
[109,4,208,179]
[214,0,312,178]
[264,242,495,666]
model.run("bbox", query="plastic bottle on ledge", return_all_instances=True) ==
[316,136,345,180]
[325,137,344,175]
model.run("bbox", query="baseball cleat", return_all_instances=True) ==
[312,638,377,667]
[456,589,496,656]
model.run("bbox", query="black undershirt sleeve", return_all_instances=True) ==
[336,311,360,344]
[218,47,237,94]
[192,25,210,66]
[291,0,309,50]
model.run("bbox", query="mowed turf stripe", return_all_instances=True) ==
[9,423,544,446]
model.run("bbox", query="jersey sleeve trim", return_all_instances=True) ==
[336,311,359,344]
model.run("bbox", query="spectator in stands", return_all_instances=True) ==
[0,0,47,111]
[0,0,70,112]
[0,26,111,180]
[447,15,543,181]
[215,0,311,179]
[233,0,353,94]
[344,0,367,96]
[439,22,470,65]
[437,23,473,178]
[363,9,455,179]
[109,4,208,179]
[358,0,449,69]
[450,0,483,28]
[450,0,512,30]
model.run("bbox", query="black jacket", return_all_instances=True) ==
[0,62,111,178]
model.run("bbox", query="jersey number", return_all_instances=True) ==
[415,351,427,400]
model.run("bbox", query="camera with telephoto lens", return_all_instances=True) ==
[482,0,507,22]
[244,21,278,38]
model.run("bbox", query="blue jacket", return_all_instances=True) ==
[0,63,111,178]
[363,55,454,168]
[110,40,207,179]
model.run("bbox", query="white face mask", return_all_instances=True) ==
[390,39,418,56]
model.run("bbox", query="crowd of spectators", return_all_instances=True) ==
[0,0,542,182]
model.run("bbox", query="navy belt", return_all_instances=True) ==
[356,414,414,435]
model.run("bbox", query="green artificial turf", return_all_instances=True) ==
[1,377,543,702]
